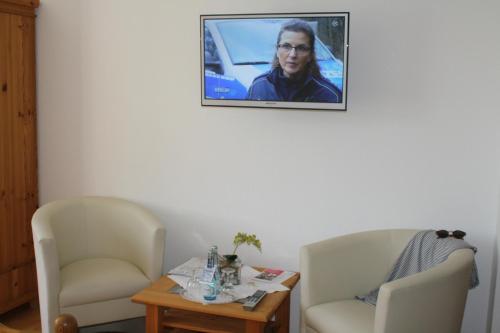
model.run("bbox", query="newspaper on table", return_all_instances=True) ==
[168,257,206,277]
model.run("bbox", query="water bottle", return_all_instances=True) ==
[203,245,220,301]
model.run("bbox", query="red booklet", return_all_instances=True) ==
[254,268,284,282]
[253,268,295,284]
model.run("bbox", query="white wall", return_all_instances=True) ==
[36,0,500,332]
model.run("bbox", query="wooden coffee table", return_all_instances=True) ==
[131,270,300,333]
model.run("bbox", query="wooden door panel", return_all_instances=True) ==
[0,262,36,313]
[9,13,27,199]
[9,12,29,267]
[12,198,31,264]
[0,270,13,306]
[20,15,37,198]
[0,197,14,274]
[0,2,38,314]
[8,14,36,266]
[0,12,14,275]
[11,261,36,300]
[19,16,37,260]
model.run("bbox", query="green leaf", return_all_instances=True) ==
[232,232,262,254]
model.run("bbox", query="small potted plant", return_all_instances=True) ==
[226,232,261,259]
[222,232,261,284]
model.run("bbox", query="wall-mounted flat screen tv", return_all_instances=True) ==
[201,12,349,111]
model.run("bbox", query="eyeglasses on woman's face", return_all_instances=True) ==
[277,43,311,55]
[435,230,466,240]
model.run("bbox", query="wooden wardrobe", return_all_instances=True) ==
[0,0,39,314]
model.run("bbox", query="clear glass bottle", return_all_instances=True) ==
[203,245,220,301]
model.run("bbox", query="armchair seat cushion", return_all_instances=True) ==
[305,300,375,333]
[59,258,150,307]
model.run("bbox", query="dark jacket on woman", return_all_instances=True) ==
[246,68,342,103]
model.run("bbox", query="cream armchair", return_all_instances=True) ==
[300,229,474,333]
[32,197,166,333]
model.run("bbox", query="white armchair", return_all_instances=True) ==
[300,229,474,333]
[32,197,166,333]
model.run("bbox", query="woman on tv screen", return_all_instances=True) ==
[246,19,342,103]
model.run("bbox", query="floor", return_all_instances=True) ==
[0,304,194,333]
[0,303,41,332]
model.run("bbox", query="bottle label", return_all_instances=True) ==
[200,267,216,283]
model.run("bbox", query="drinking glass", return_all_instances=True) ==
[221,267,235,291]
[186,268,204,299]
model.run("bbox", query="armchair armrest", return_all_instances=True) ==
[374,249,474,333]
[32,210,61,333]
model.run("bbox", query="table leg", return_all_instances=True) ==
[145,304,162,333]
[274,294,290,333]
[245,320,266,333]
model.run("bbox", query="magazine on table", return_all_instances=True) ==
[252,268,294,284]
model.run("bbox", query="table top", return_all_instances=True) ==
[131,269,300,323]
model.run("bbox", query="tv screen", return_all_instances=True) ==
[201,12,349,111]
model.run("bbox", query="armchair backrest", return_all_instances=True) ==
[32,197,165,279]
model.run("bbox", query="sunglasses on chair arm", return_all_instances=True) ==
[435,230,466,239]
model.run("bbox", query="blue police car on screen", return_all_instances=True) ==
[204,71,248,100]
[203,19,344,100]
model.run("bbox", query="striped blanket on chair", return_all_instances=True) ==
[357,229,479,306]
